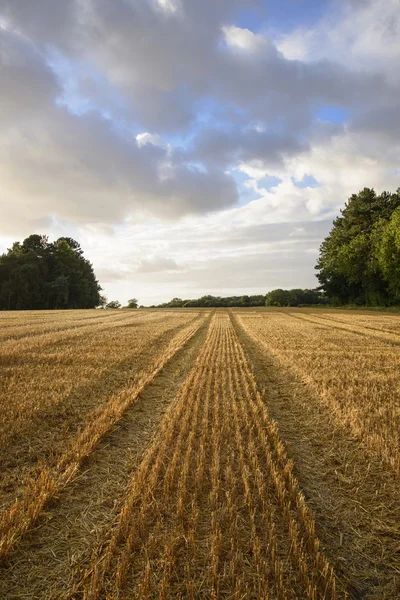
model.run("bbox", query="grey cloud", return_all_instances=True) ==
[189,128,308,168]
[351,105,400,139]
[1,0,400,234]
[3,0,397,134]
[0,102,238,227]
[0,0,79,51]
[0,28,60,124]
[1,2,245,228]
[85,5,394,133]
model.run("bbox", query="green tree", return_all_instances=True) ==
[126,298,138,308]
[265,289,291,306]
[265,288,328,307]
[375,207,400,302]
[106,300,121,309]
[316,188,400,305]
[0,234,102,310]
[48,275,69,309]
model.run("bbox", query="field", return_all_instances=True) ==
[0,308,399,599]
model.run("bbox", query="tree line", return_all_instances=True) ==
[316,188,400,306]
[151,295,267,308]
[150,289,327,308]
[0,234,101,310]
[101,298,138,309]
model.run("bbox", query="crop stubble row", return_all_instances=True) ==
[72,312,339,600]
[236,310,400,475]
[0,310,204,448]
[0,310,208,562]
[0,309,204,513]
[3,307,399,599]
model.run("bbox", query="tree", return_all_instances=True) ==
[48,275,69,309]
[126,298,138,308]
[168,297,184,308]
[265,289,291,307]
[51,238,101,308]
[265,288,328,307]
[375,207,400,302]
[106,300,121,309]
[154,294,265,308]
[316,188,400,305]
[0,234,102,310]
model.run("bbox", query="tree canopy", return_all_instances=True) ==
[106,300,122,309]
[126,298,138,308]
[152,294,267,308]
[316,188,400,305]
[0,234,102,310]
[150,291,327,309]
[265,288,328,307]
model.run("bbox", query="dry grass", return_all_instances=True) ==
[1,307,399,599]
[0,309,208,560]
[73,313,341,600]
[233,312,400,599]
[0,309,202,448]
[235,308,400,475]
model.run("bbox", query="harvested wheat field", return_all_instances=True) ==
[0,308,399,599]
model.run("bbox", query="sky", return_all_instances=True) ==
[0,0,399,306]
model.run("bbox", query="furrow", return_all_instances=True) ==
[0,317,205,563]
[65,310,344,599]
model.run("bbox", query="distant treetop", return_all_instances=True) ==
[0,234,102,310]
[149,292,327,309]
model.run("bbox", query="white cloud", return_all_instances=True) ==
[222,25,270,54]
[0,0,400,303]
[153,0,182,17]
[277,0,400,83]
[136,132,170,151]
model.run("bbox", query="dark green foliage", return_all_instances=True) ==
[0,234,102,310]
[126,298,138,308]
[375,207,400,303]
[316,188,400,305]
[154,291,327,308]
[265,288,328,307]
[106,300,121,309]
[154,294,267,308]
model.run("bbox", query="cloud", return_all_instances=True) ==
[222,25,271,54]
[189,128,307,170]
[3,0,397,134]
[0,33,238,232]
[136,132,171,150]
[276,0,400,84]
[0,27,60,123]
[136,256,181,273]
[1,0,400,304]
[0,110,238,229]
[80,214,332,304]
[351,105,400,140]
[95,266,130,283]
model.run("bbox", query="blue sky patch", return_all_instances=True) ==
[258,175,283,190]
[233,0,332,35]
[316,105,350,124]
[293,174,319,188]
